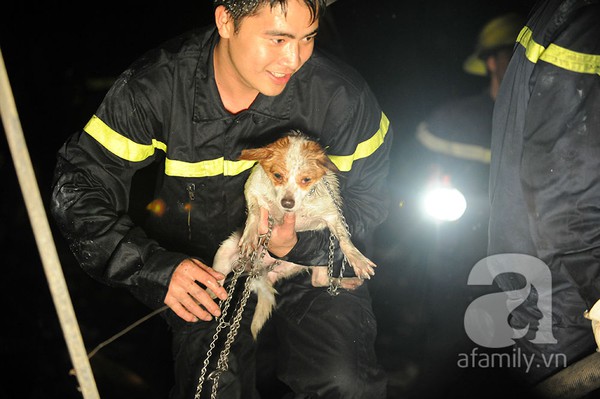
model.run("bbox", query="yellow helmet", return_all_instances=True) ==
[463,12,525,76]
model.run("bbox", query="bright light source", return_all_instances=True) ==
[422,186,467,222]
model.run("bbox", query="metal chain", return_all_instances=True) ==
[196,176,350,396]
[326,232,342,296]
[195,217,274,399]
[194,258,246,399]
[323,180,350,296]
[323,180,351,236]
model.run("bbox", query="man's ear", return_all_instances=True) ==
[215,5,234,39]
[485,55,497,75]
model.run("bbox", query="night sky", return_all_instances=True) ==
[1,1,537,398]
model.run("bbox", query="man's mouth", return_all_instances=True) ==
[269,71,292,84]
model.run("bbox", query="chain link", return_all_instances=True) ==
[323,180,350,296]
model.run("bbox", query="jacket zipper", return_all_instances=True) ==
[186,183,196,240]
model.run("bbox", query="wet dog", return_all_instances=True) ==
[212,131,376,338]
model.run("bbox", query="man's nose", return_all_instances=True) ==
[280,42,301,70]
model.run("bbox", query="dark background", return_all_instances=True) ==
[1,1,537,398]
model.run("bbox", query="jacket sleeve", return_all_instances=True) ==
[280,82,393,271]
[50,71,187,310]
[519,5,600,309]
[490,2,600,308]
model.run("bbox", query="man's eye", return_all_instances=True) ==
[272,38,285,45]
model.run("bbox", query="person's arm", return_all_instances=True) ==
[50,73,228,317]
[519,5,600,310]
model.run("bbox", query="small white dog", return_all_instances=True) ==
[212,131,376,338]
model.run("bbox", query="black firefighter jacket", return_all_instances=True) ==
[50,26,392,311]
[488,0,600,308]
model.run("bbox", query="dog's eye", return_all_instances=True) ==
[301,177,312,184]
[273,173,283,180]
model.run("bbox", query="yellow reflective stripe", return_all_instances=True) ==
[517,26,600,75]
[85,112,391,177]
[84,115,165,162]
[328,112,390,172]
[416,122,491,164]
[165,158,256,177]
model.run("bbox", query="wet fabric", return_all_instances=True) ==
[170,274,386,399]
[50,25,392,310]
[488,0,600,384]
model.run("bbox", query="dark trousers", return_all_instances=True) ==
[167,273,387,399]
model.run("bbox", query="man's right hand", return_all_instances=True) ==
[164,258,228,322]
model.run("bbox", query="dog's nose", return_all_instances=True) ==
[281,198,295,209]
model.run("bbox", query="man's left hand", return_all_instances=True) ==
[259,207,297,257]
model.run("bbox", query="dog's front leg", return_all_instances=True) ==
[239,196,261,257]
[328,218,377,279]
[339,239,376,279]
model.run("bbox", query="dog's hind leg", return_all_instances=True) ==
[250,276,278,339]
[249,257,306,338]
[210,230,243,298]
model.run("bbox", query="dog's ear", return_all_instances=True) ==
[305,140,340,173]
[321,156,340,174]
[239,147,272,161]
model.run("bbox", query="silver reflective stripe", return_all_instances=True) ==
[416,122,491,164]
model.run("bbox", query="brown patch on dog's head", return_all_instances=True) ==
[239,133,338,192]
[302,139,340,174]
[239,137,291,188]
[290,140,336,191]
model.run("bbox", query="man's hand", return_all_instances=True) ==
[259,207,297,257]
[164,258,228,322]
[584,300,600,351]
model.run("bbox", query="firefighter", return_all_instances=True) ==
[49,0,391,397]
[414,12,524,233]
[488,0,600,386]
[378,13,524,397]
[404,12,524,283]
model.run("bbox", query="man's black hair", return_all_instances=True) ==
[213,0,327,31]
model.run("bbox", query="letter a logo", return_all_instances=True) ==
[464,254,557,348]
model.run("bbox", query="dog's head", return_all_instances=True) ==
[240,132,339,212]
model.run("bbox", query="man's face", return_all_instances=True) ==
[218,0,319,97]
[493,48,513,84]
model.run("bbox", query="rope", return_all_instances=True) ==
[0,48,100,398]
[86,305,169,360]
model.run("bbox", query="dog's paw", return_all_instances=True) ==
[343,246,376,280]
[239,229,259,257]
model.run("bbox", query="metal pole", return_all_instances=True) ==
[0,48,100,399]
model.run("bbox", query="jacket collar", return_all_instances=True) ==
[193,27,293,123]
